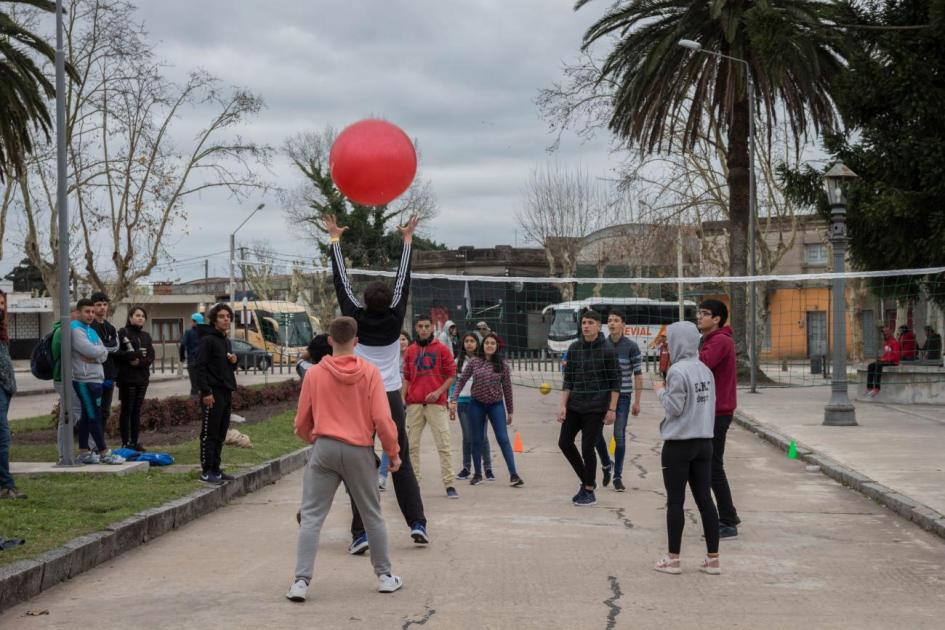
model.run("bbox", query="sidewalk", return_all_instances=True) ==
[8,372,296,421]
[735,385,945,528]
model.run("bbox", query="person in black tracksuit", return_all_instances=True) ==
[116,306,155,450]
[90,292,120,428]
[192,303,238,485]
[325,213,429,548]
[557,309,620,507]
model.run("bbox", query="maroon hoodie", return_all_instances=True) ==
[699,326,737,415]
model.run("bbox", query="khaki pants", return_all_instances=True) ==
[406,404,454,488]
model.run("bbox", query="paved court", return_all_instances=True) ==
[4,389,945,629]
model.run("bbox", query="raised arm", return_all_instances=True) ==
[324,214,361,315]
[390,215,418,318]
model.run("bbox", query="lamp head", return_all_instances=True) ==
[678,39,702,51]
[823,162,858,205]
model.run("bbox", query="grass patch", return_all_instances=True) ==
[2,409,304,568]
[0,472,202,567]
[10,413,55,434]
[160,410,300,467]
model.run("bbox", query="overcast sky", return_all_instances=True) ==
[108,0,620,282]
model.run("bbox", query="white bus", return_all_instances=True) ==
[543,297,697,355]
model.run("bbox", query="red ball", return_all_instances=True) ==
[329,119,417,206]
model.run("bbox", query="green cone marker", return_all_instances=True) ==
[787,440,798,459]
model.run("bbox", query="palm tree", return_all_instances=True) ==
[0,0,59,181]
[576,0,848,359]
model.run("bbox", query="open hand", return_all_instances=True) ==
[323,213,349,240]
[557,407,566,423]
[631,401,641,417]
[397,215,419,241]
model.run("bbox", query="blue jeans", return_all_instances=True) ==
[0,388,13,489]
[379,452,389,478]
[458,400,492,471]
[469,399,516,476]
[73,381,108,452]
[595,393,631,479]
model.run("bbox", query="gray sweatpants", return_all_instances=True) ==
[295,437,391,582]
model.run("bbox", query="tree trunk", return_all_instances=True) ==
[726,96,751,361]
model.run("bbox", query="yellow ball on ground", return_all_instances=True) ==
[539,383,552,395]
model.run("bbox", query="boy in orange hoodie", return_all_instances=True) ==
[287,317,403,602]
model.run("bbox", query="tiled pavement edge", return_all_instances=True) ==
[0,446,310,612]
[734,409,945,540]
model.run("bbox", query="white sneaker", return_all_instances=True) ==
[99,451,126,465]
[78,451,100,465]
[286,579,308,602]
[377,574,403,593]
[378,475,387,491]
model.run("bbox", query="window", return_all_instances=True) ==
[804,243,829,266]
[152,318,183,344]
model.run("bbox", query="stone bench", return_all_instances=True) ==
[855,363,945,405]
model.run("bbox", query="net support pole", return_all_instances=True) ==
[824,196,857,426]
[747,72,758,394]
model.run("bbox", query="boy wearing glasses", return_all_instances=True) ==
[695,300,740,539]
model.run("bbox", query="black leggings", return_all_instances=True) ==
[118,383,149,447]
[351,391,426,538]
[661,439,719,555]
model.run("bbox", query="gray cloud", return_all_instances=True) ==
[5,1,624,282]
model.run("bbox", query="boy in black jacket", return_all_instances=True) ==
[90,292,120,428]
[192,303,238,485]
[557,310,620,507]
[325,213,429,549]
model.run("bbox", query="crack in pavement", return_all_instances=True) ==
[402,606,436,629]
[604,575,623,630]
[629,453,648,479]
[630,486,666,498]
[684,507,698,525]
[607,506,635,529]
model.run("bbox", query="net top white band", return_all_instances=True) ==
[233,259,945,286]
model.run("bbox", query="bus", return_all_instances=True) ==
[230,300,316,363]
[543,297,697,356]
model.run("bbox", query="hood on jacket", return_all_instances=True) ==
[443,320,455,334]
[668,321,701,363]
[319,354,370,385]
[196,323,224,339]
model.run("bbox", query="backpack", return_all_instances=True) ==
[30,331,56,380]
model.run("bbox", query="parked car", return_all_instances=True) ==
[231,339,272,372]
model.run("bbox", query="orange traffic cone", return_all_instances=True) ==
[513,431,524,453]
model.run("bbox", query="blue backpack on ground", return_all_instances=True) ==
[112,448,174,466]
[30,332,56,380]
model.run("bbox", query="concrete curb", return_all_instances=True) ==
[733,410,945,540]
[14,374,187,398]
[0,446,310,612]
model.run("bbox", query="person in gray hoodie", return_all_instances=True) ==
[652,321,720,575]
[71,298,124,465]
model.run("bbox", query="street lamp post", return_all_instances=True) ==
[679,39,758,392]
[823,163,858,426]
[229,203,265,336]
[55,0,76,466]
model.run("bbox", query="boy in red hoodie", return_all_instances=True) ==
[697,299,740,539]
[288,317,403,602]
[866,326,900,397]
[403,315,457,498]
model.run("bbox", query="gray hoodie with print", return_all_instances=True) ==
[657,321,715,441]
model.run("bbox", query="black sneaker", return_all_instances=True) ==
[446,487,459,499]
[470,474,483,486]
[613,478,626,492]
[485,469,496,481]
[719,525,738,539]
[602,464,613,487]
[456,468,471,480]
[215,470,236,482]
[200,471,223,486]
[572,486,584,503]
[510,474,524,488]
[733,515,742,526]
[574,489,597,507]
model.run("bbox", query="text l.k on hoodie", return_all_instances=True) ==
[294,354,400,458]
